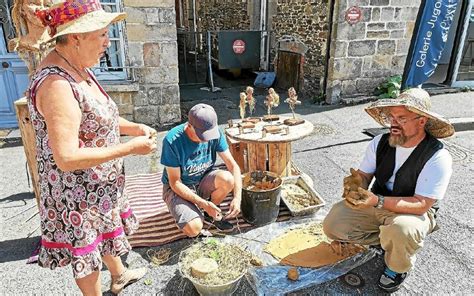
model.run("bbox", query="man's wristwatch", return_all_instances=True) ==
[375,194,385,209]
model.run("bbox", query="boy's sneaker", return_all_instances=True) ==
[204,213,234,232]
[378,266,408,292]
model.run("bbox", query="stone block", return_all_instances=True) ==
[372,55,392,70]
[348,0,370,6]
[160,42,178,67]
[147,87,162,105]
[391,0,420,6]
[145,8,160,24]
[381,7,394,21]
[356,77,384,93]
[372,8,380,21]
[127,42,144,67]
[124,0,174,8]
[134,106,159,125]
[120,93,133,105]
[159,8,176,23]
[390,30,405,39]
[334,41,347,58]
[348,40,376,57]
[393,7,402,21]
[370,0,389,6]
[377,40,396,55]
[132,90,148,106]
[342,80,357,94]
[337,22,366,41]
[396,39,410,54]
[162,85,180,105]
[143,43,160,67]
[126,23,176,42]
[367,30,390,39]
[391,55,407,70]
[401,7,419,21]
[124,7,146,24]
[118,104,134,115]
[387,22,404,30]
[405,21,416,38]
[367,23,385,31]
[138,67,179,84]
[158,104,181,125]
[107,92,121,105]
[326,79,342,104]
[332,58,363,80]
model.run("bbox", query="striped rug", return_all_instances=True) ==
[125,172,292,247]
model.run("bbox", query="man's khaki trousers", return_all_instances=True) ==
[323,201,437,273]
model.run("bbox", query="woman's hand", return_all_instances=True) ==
[136,123,157,138]
[127,135,157,155]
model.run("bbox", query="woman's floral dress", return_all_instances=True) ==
[27,66,139,279]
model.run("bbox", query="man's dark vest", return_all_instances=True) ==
[371,133,443,207]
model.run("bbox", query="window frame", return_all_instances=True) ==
[92,0,128,81]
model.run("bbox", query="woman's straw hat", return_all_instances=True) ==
[365,88,455,138]
[35,0,125,42]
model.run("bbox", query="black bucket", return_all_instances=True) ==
[241,171,282,226]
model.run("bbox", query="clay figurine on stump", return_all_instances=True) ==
[238,92,255,129]
[263,88,280,122]
[284,87,305,126]
[243,86,260,124]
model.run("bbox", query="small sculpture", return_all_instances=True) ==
[263,88,280,121]
[283,87,305,126]
[239,92,247,120]
[246,86,256,116]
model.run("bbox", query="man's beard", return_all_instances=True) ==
[388,129,407,147]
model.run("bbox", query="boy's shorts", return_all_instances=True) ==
[163,169,221,229]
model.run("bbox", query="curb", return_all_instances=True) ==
[450,117,474,132]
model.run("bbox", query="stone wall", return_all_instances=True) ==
[104,0,181,126]
[269,0,330,98]
[197,0,251,31]
[326,0,421,103]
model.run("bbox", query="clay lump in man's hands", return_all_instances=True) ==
[342,168,363,198]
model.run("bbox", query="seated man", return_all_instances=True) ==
[323,88,454,292]
[161,103,242,237]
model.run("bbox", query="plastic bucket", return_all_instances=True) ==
[241,171,282,226]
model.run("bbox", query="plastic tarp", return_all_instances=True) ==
[254,72,276,88]
[219,217,377,295]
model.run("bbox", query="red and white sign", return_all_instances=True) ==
[232,39,246,54]
[345,6,363,25]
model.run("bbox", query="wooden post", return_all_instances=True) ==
[14,97,40,208]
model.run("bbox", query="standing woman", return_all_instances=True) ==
[29,1,156,295]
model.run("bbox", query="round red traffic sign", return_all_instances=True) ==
[345,6,362,25]
[232,39,246,54]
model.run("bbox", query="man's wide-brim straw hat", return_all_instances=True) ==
[36,0,126,42]
[365,88,455,138]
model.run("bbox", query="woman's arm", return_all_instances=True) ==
[119,117,156,137]
[36,76,156,172]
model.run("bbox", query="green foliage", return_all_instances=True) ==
[144,278,152,286]
[209,250,220,261]
[375,75,402,99]
[461,86,472,92]
[205,238,219,246]
[313,92,325,104]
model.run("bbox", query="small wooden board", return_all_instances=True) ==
[243,117,262,124]
[262,114,280,122]
[284,118,305,126]
[263,125,282,134]
[238,122,255,129]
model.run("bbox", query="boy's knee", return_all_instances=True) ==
[182,218,203,237]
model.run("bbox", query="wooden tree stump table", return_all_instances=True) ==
[225,117,313,177]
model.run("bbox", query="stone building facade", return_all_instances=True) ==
[269,0,330,97]
[103,0,181,126]
[326,0,421,103]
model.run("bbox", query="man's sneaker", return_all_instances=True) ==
[110,267,147,295]
[204,213,234,232]
[378,266,408,292]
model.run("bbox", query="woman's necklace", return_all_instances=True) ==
[54,49,92,86]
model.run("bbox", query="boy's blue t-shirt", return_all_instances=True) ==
[161,123,229,185]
